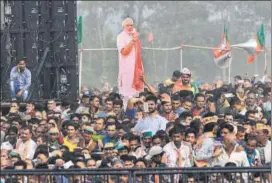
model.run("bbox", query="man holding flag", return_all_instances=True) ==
[117,18,144,107]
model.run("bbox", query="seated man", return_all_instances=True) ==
[10,58,31,100]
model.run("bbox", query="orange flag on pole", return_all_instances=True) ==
[213,25,231,68]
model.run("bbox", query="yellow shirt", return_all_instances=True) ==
[63,137,78,152]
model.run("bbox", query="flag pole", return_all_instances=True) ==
[79,43,83,95]
[228,57,232,84]
[151,40,156,82]
[77,15,83,96]
[180,47,183,71]
[264,48,267,75]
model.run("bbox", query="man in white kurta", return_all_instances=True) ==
[16,127,37,160]
[117,18,138,107]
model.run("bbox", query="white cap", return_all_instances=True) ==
[145,146,163,160]
[181,68,191,75]
[1,142,13,151]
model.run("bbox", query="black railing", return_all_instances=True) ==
[1,167,271,183]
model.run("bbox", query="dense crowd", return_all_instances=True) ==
[0,68,271,183]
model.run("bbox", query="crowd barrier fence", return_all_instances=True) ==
[1,167,271,183]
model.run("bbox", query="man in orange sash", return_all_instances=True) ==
[117,18,144,108]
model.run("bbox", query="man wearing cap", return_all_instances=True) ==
[100,142,118,168]
[1,126,18,151]
[117,144,129,157]
[255,123,271,166]
[48,128,63,152]
[145,145,169,183]
[79,125,97,152]
[141,130,153,155]
[193,114,218,167]
[172,68,198,95]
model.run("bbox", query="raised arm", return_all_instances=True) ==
[140,75,158,97]
[127,97,144,110]
[117,33,136,56]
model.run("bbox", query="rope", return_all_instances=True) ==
[80,45,271,51]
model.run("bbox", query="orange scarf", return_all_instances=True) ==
[132,38,144,92]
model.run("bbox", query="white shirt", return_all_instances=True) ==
[264,140,271,164]
[134,114,168,135]
[163,141,192,183]
[239,108,247,115]
[212,146,250,183]
[212,146,250,167]
[16,139,37,160]
[163,141,192,168]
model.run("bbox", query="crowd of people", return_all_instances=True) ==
[0,68,271,183]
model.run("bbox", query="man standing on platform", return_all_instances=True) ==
[117,18,144,108]
[10,58,31,101]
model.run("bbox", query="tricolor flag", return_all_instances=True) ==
[232,24,265,64]
[213,25,231,68]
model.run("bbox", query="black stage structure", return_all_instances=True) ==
[1,0,79,103]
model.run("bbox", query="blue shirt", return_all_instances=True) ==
[125,108,137,118]
[176,107,184,115]
[103,134,119,146]
[10,66,31,91]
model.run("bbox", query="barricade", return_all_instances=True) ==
[1,167,271,183]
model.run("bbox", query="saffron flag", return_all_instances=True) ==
[232,24,265,64]
[213,25,231,68]
[132,34,144,92]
